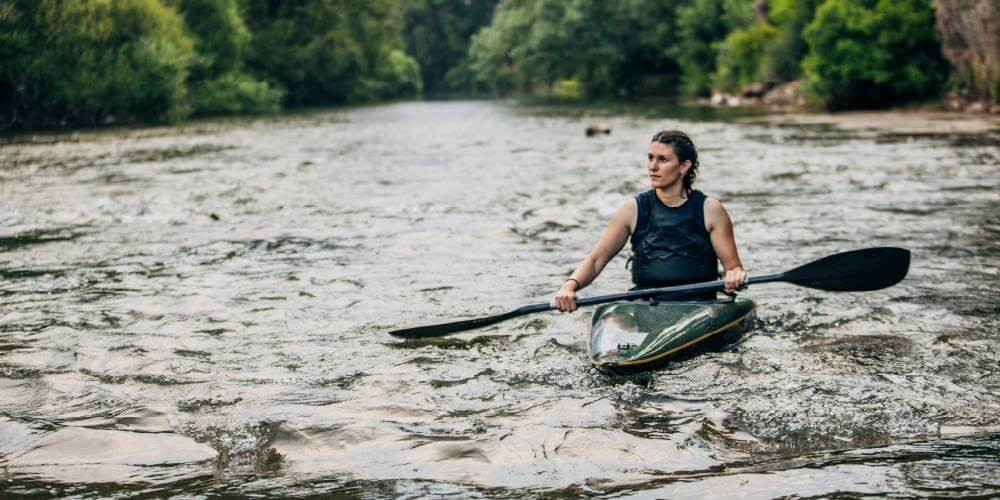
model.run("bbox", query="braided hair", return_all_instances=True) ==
[651,130,699,194]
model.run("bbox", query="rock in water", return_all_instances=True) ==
[586,124,611,136]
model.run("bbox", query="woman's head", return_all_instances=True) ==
[651,130,699,193]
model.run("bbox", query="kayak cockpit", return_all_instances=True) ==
[589,297,756,373]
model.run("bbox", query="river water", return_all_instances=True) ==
[1,100,998,497]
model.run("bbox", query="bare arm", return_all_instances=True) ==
[704,197,747,292]
[552,199,635,312]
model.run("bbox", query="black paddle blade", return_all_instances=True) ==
[389,314,512,338]
[389,303,552,338]
[782,247,910,291]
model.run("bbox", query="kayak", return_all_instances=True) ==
[588,296,756,373]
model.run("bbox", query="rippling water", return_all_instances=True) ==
[1,101,998,497]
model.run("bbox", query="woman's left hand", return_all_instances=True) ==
[723,267,747,293]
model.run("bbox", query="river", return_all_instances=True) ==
[1,100,998,497]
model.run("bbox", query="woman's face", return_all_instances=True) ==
[646,142,689,189]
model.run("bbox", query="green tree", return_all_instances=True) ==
[244,0,421,106]
[466,3,533,92]
[671,0,755,97]
[466,0,681,97]
[802,0,948,109]
[763,0,823,82]
[1,0,196,129]
[402,0,498,94]
[714,22,778,93]
[171,0,282,115]
[0,1,41,128]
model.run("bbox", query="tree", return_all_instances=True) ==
[802,0,948,109]
[245,0,421,106]
[671,0,755,97]
[466,0,682,97]
[714,22,778,93]
[0,0,196,129]
[763,0,824,82]
[402,0,498,95]
[171,0,282,115]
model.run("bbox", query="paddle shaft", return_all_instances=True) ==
[388,247,909,338]
[522,273,783,313]
[390,273,785,338]
[574,273,783,307]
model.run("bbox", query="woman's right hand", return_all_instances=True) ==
[553,281,579,312]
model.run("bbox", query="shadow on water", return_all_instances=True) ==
[0,227,90,252]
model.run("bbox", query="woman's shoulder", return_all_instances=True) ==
[629,189,651,210]
[700,192,735,231]
[620,195,639,212]
[693,190,722,207]
[634,189,655,200]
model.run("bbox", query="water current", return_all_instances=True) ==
[1,101,998,497]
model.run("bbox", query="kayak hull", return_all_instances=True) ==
[588,297,756,374]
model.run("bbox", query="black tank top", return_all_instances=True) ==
[630,189,719,290]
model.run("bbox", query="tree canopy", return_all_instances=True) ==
[0,0,976,130]
[0,0,421,130]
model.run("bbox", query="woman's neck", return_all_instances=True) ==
[655,186,687,207]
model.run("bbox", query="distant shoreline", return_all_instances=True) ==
[740,110,999,135]
[3,100,997,141]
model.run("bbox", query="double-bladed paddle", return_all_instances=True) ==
[388,247,910,339]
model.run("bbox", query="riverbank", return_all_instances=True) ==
[740,109,1000,136]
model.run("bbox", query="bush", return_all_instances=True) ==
[192,71,282,115]
[172,0,284,116]
[672,0,757,97]
[802,0,948,109]
[402,0,498,94]
[714,23,778,93]
[377,49,423,98]
[174,0,250,79]
[762,0,823,82]
[244,0,421,107]
[0,0,195,128]
[466,0,683,97]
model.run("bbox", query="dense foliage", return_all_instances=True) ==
[401,0,499,95]
[0,0,970,129]
[243,0,420,107]
[172,0,282,115]
[459,0,948,107]
[464,0,682,97]
[0,0,419,130]
[1,0,195,128]
[764,0,823,83]
[670,0,756,97]
[714,22,778,94]
[802,0,948,109]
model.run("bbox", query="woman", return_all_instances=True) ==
[553,130,747,312]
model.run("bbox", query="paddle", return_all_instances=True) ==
[388,247,910,339]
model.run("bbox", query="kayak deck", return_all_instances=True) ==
[589,297,755,373]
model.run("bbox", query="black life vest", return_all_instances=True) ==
[629,189,719,290]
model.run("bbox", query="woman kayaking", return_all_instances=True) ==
[553,130,747,312]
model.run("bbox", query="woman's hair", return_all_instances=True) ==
[652,130,699,194]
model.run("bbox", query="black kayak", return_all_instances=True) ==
[588,297,756,373]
